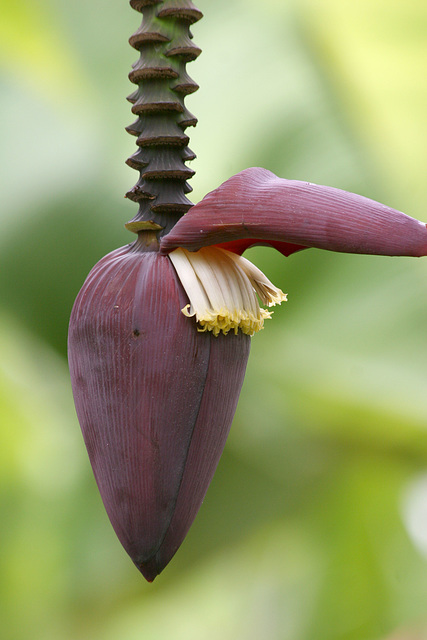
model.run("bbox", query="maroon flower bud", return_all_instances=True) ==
[68,237,259,581]
[160,167,427,258]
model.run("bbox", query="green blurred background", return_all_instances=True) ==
[1,1,427,638]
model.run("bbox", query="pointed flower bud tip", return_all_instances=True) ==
[169,246,287,336]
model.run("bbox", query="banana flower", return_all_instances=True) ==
[68,1,427,583]
[69,168,427,582]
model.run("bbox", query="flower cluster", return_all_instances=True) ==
[169,246,287,336]
[68,0,427,582]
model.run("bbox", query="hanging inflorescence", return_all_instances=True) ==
[125,0,203,237]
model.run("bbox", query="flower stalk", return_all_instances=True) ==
[125,0,202,238]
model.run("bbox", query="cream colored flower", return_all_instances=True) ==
[169,246,287,336]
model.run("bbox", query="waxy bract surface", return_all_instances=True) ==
[68,244,250,581]
[161,168,427,258]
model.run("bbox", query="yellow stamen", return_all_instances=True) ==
[169,246,287,336]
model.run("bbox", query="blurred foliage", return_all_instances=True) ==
[1,1,427,639]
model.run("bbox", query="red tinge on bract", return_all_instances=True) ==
[68,243,250,581]
[160,167,427,257]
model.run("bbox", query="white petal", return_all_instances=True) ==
[223,249,288,307]
[168,246,287,336]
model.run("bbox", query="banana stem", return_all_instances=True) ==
[125,0,202,240]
